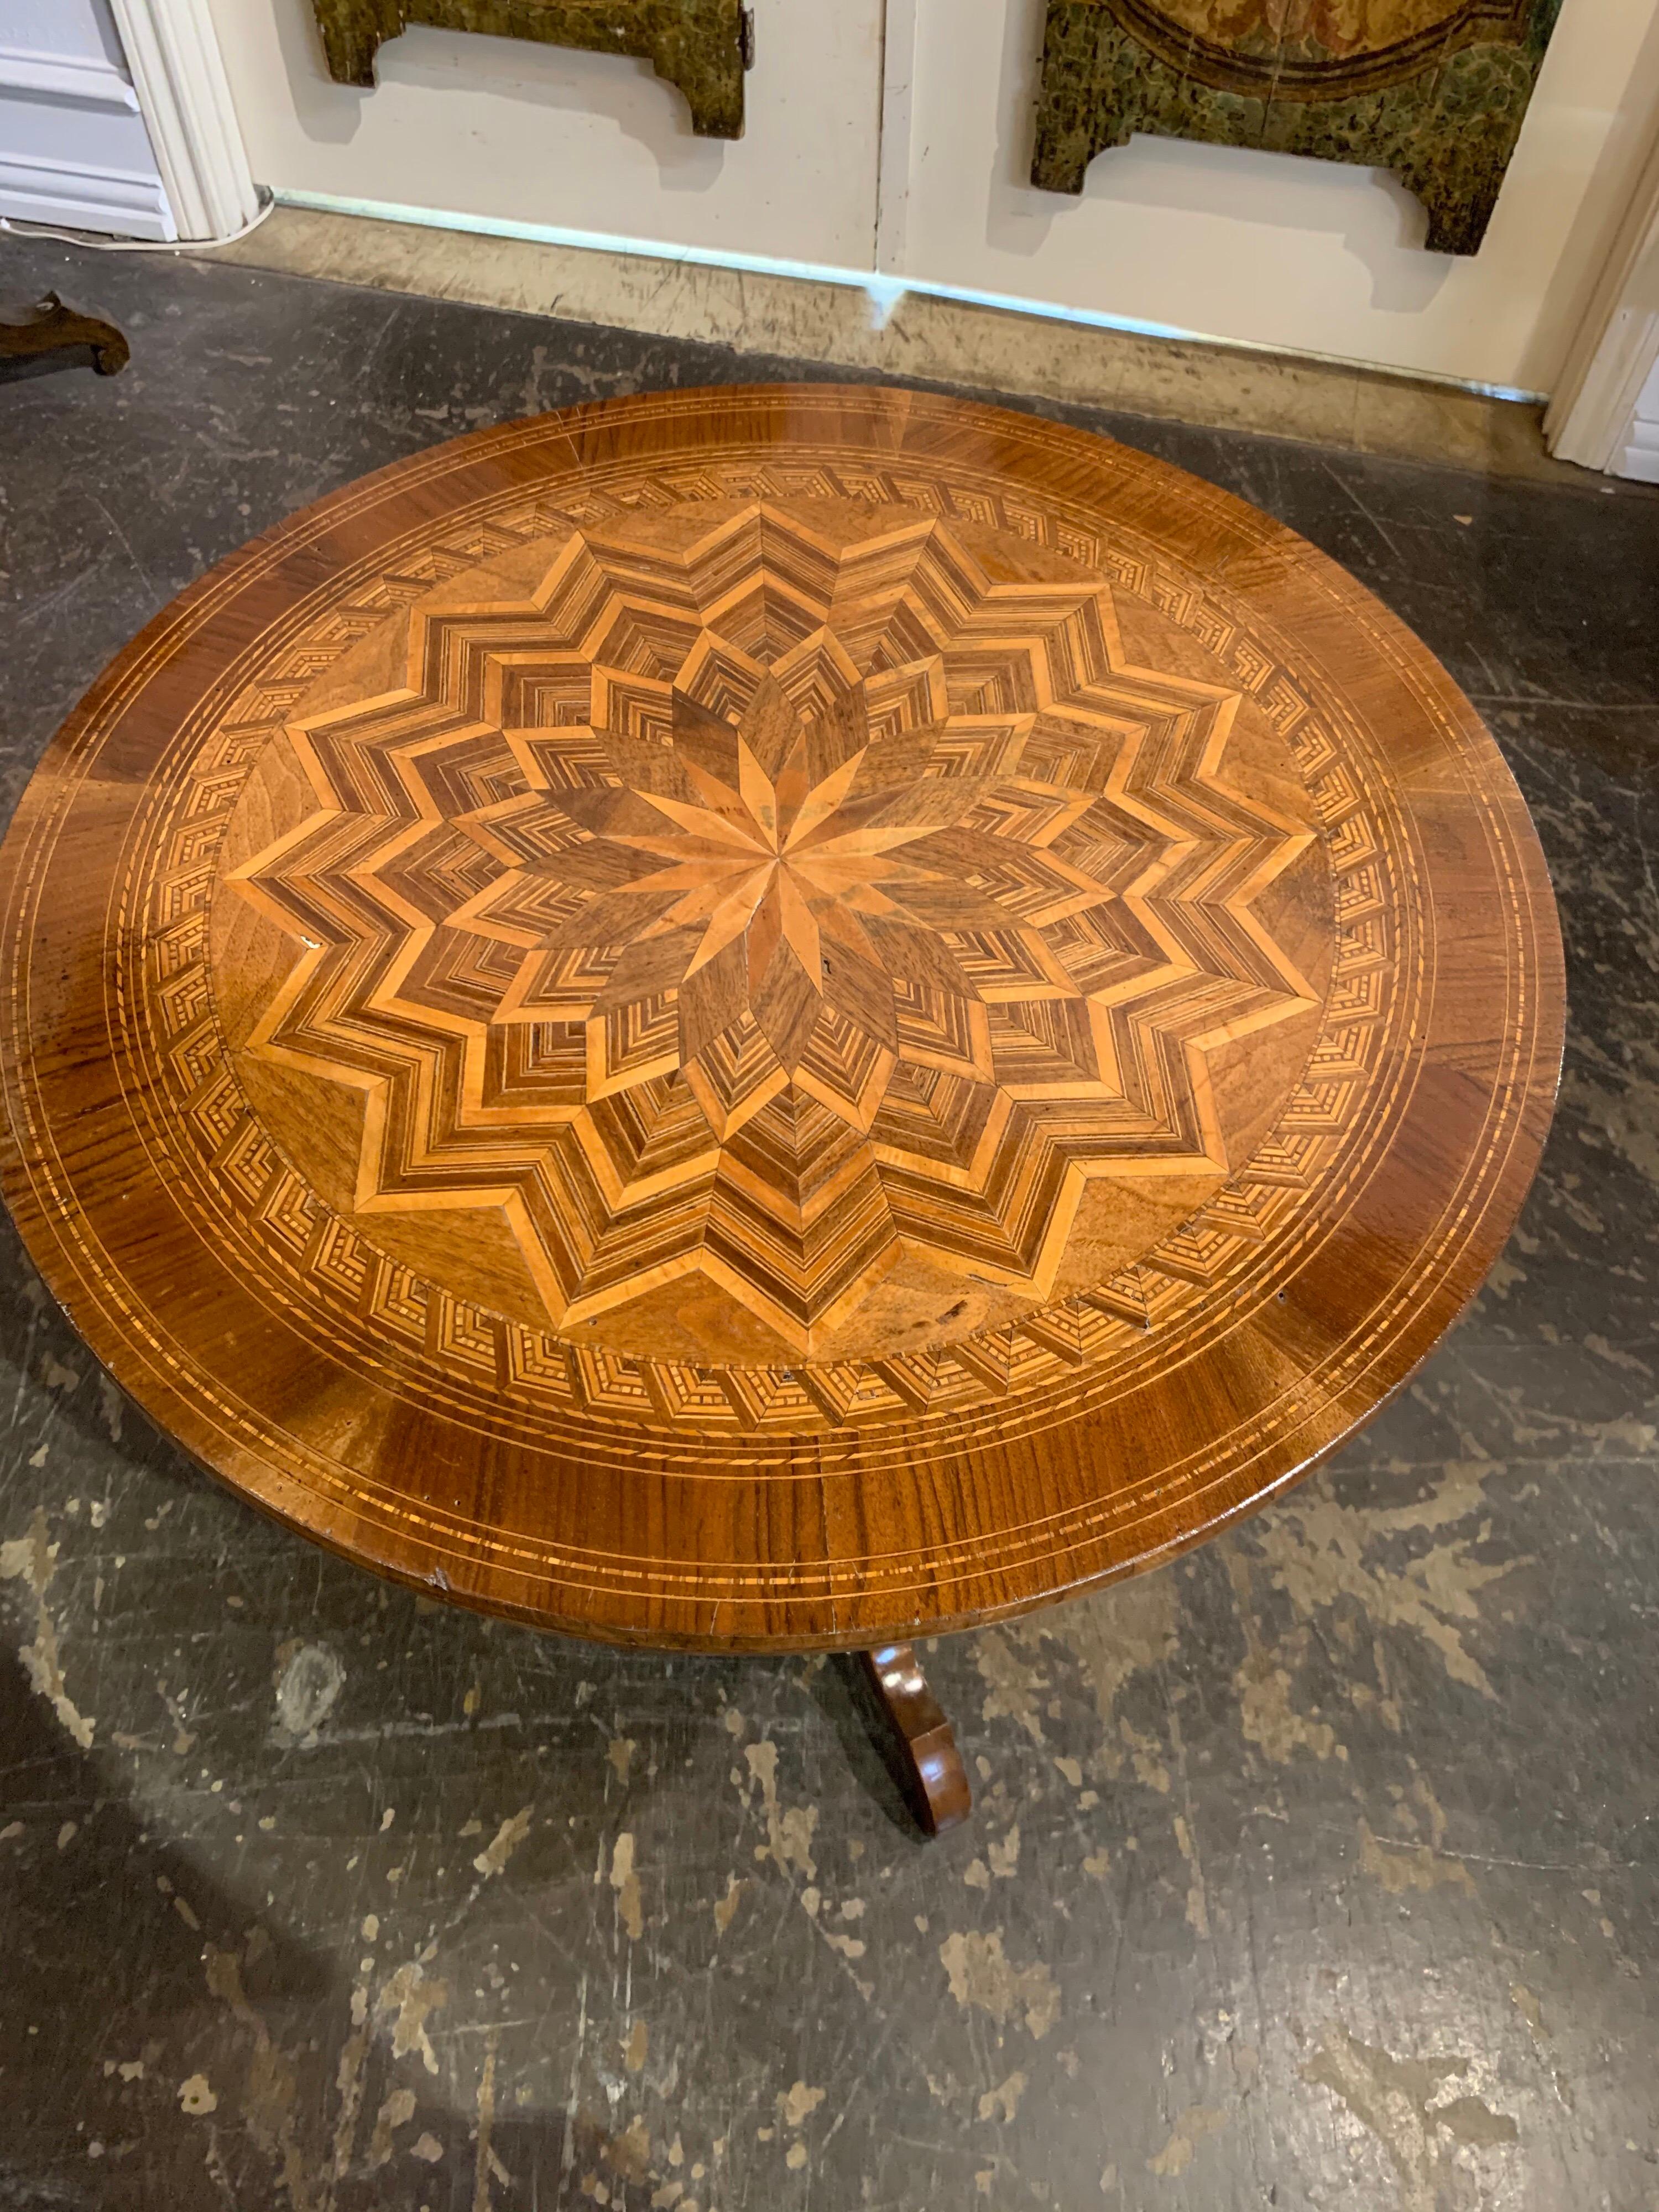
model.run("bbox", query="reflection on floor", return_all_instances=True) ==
[1,236,1656,2212]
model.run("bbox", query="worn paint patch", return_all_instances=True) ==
[987,1824,1021,1879]
[779,2081,825,2128]
[743,1740,817,1880]
[1146,2103,1229,2176]
[473,2033,507,2210]
[1236,1646,1342,1761]
[1249,1463,1525,1699]
[611,1831,644,1939]
[1359,1820,1475,1895]
[204,1944,314,2205]
[272,1641,345,1742]
[382,1961,449,2077]
[938,1932,1060,2039]
[1119,1715,1172,1793]
[178,2073,218,2116]
[1303,2021,1517,2212]
[1173,1815,1209,1937]
[607,2113,651,2184]
[366,2086,416,2172]
[1018,1573,1179,1731]
[977,2070,1028,2122]
[1227,1561,1344,1764]
[473,1806,533,1879]
[974,1630,1051,1742]
[1,1506,95,1748]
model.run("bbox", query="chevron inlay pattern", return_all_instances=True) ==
[0,388,1563,1647]
[227,500,1323,1359]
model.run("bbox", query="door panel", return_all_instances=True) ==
[0,0,174,239]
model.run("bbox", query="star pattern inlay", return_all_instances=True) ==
[227,501,1324,1359]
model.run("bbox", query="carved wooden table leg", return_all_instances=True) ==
[0,295,129,382]
[859,1643,971,1837]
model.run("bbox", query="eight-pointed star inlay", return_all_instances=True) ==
[582,672,978,1089]
[227,501,1324,1358]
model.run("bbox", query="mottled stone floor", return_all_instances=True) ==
[1,241,1656,2212]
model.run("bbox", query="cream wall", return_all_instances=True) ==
[204,0,885,268]
[207,0,1659,394]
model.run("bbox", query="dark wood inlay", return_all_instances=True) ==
[0,385,1563,1651]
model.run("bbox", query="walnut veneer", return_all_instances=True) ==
[0,387,1562,1672]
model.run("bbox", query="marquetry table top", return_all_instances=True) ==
[0,387,1562,1648]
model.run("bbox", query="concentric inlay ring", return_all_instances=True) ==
[0,387,1563,1647]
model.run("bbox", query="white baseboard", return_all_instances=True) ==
[1618,411,1659,484]
[0,148,176,241]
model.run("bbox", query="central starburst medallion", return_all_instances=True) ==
[225,499,1326,1362]
[599,674,951,1087]
[532,667,1044,1142]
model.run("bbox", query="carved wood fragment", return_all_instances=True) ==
[0,294,128,381]
[310,0,747,138]
[1031,0,1562,253]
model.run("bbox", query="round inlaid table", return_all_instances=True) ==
[0,387,1563,1836]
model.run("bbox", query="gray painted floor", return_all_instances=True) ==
[1,242,1655,2212]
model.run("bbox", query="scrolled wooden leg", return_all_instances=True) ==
[0,295,129,383]
[859,1642,971,1837]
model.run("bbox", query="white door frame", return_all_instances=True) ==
[875,0,921,277]
[107,0,258,241]
[1546,131,1659,474]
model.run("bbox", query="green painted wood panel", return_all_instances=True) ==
[1031,0,1562,254]
[311,0,747,139]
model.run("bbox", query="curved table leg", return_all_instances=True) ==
[0,295,129,382]
[859,1642,971,1837]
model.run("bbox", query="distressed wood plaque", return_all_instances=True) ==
[310,0,747,138]
[0,387,1562,1650]
[1031,0,1562,253]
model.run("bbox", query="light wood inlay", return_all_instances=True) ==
[0,387,1563,1650]
[217,492,1328,1367]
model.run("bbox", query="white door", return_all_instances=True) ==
[0,0,175,238]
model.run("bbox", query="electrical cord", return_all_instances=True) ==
[0,185,276,253]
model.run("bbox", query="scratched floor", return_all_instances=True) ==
[1,240,1656,2212]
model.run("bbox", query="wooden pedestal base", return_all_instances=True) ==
[859,1644,972,1837]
